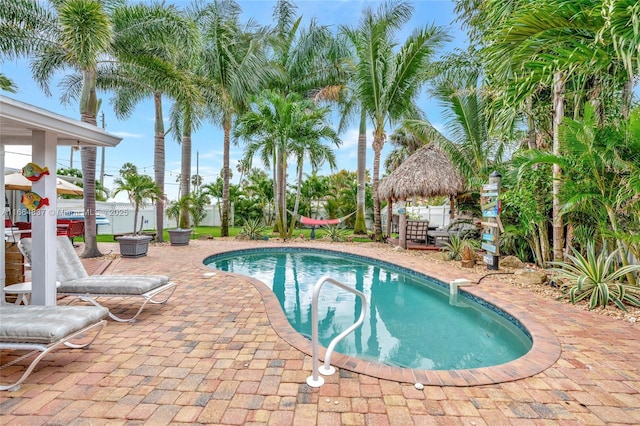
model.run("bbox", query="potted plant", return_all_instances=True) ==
[166,194,195,245]
[112,168,163,257]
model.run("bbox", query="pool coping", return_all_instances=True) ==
[203,245,562,387]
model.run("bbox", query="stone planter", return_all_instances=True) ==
[116,234,153,258]
[167,228,192,246]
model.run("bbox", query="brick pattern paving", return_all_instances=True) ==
[1,239,640,425]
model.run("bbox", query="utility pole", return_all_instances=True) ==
[100,112,106,187]
[196,151,199,194]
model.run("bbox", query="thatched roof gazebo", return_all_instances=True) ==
[378,143,464,248]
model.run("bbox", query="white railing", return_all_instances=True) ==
[306,276,367,388]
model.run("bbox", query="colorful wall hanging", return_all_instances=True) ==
[22,162,50,182]
[21,191,49,211]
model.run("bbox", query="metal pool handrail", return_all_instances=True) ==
[306,275,367,388]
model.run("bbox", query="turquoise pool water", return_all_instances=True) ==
[204,248,532,370]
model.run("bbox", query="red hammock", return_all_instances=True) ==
[299,216,341,226]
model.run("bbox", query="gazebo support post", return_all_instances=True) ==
[398,200,407,249]
[449,198,455,220]
[386,200,393,238]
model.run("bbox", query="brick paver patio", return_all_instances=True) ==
[1,239,639,425]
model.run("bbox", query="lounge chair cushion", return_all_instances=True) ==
[58,275,169,295]
[0,305,108,344]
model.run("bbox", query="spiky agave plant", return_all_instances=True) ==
[551,243,640,311]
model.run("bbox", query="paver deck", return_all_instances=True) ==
[1,238,639,425]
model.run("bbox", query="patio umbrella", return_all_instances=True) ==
[4,172,83,196]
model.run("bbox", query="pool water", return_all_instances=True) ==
[205,248,532,370]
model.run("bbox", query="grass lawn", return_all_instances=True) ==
[89,226,374,243]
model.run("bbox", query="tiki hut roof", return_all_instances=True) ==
[378,143,464,201]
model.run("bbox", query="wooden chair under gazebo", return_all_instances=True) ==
[378,144,464,250]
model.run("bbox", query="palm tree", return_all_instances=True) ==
[385,127,425,174]
[479,0,635,260]
[235,90,339,237]
[287,104,340,238]
[405,50,507,191]
[342,0,448,240]
[112,170,163,235]
[0,0,114,257]
[101,2,199,243]
[195,0,275,237]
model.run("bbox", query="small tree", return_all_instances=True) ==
[166,194,199,229]
[113,171,163,235]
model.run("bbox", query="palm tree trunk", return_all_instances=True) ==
[552,71,566,261]
[278,148,288,237]
[372,133,384,241]
[288,161,304,239]
[79,69,102,258]
[272,151,280,233]
[526,97,536,150]
[221,118,231,237]
[180,122,192,229]
[354,108,367,234]
[153,92,165,242]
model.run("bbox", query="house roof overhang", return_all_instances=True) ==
[0,95,122,147]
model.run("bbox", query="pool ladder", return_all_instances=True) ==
[306,276,367,388]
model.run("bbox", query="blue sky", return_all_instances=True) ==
[2,0,466,202]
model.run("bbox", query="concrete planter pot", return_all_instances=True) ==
[116,234,153,258]
[167,228,192,246]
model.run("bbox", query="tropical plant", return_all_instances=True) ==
[341,0,448,241]
[441,235,478,261]
[102,2,198,243]
[112,171,163,235]
[166,194,198,229]
[552,244,640,311]
[324,225,348,242]
[0,0,114,256]
[235,91,339,238]
[238,218,266,240]
[195,0,275,237]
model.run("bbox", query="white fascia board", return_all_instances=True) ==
[0,95,122,147]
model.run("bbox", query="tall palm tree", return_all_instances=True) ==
[483,0,636,260]
[343,0,448,240]
[235,90,339,237]
[105,2,199,243]
[287,104,340,237]
[261,0,348,232]
[195,0,275,237]
[0,0,114,257]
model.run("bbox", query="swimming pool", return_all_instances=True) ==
[204,248,532,370]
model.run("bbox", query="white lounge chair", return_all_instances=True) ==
[0,305,108,391]
[20,237,177,322]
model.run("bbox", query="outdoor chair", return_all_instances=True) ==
[56,219,85,246]
[19,236,177,322]
[0,305,108,391]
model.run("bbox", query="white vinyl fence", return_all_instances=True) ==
[381,204,451,232]
[56,200,225,235]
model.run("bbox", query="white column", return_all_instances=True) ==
[30,130,58,306]
[1,145,5,290]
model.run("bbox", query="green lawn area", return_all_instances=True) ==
[91,226,374,243]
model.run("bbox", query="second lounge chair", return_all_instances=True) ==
[20,236,177,322]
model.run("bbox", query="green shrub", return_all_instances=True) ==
[441,235,478,261]
[324,225,348,242]
[238,218,266,240]
[552,243,640,311]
